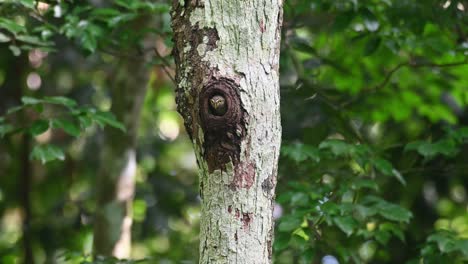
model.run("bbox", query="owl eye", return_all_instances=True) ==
[210,98,218,106]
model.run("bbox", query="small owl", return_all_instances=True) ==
[209,95,227,116]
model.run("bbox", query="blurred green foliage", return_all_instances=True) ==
[0,0,467,263]
[1,95,125,163]
[276,0,468,263]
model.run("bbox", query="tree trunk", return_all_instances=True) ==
[171,1,283,263]
[93,57,149,258]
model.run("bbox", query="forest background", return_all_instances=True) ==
[0,0,468,263]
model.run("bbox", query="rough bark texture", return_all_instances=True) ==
[93,58,149,258]
[171,0,283,263]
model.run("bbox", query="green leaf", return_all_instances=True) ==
[30,144,65,164]
[281,142,320,163]
[299,249,315,264]
[21,96,77,108]
[0,32,11,43]
[21,96,43,105]
[16,35,53,46]
[78,115,93,129]
[18,0,36,9]
[7,105,25,115]
[39,28,54,40]
[362,196,412,223]
[422,140,456,157]
[278,216,303,232]
[29,120,49,136]
[273,232,291,251]
[91,8,121,18]
[375,230,391,245]
[0,18,26,35]
[405,139,458,158]
[145,2,170,13]
[334,216,357,236]
[81,31,97,53]
[292,41,317,55]
[78,23,102,53]
[290,192,309,207]
[0,124,15,137]
[392,169,406,186]
[52,119,80,137]
[456,239,468,256]
[364,36,381,56]
[332,11,355,32]
[379,222,405,242]
[108,14,137,27]
[92,111,126,132]
[427,231,459,253]
[114,0,136,9]
[292,228,309,241]
[9,45,21,56]
[421,243,438,257]
[43,96,77,108]
[378,202,412,223]
[319,139,353,157]
[351,179,379,191]
[354,204,377,219]
[373,158,406,185]
[373,158,393,175]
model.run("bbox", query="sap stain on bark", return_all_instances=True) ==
[231,207,252,231]
[199,78,246,173]
[230,162,255,190]
[229,207,254,230]
[241,212,253,230]
[259,20,266,33]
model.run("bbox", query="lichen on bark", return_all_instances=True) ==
[171,0,283,262]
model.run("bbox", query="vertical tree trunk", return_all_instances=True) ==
[20,133,33,264]
[171,1,283,263]
[9,55,35,264]
[93,58,149,258]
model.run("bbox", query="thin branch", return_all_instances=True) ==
[374,62,408,90]
[100,48,144,61]
[399,164,468,174]
[153,48,176,84]
[100,48,177,86]
[342,57,468,108]
[377,58,468,89]
[409,59,468,68]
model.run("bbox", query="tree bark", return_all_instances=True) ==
[93,57,149,258]
[171,0,283,263]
